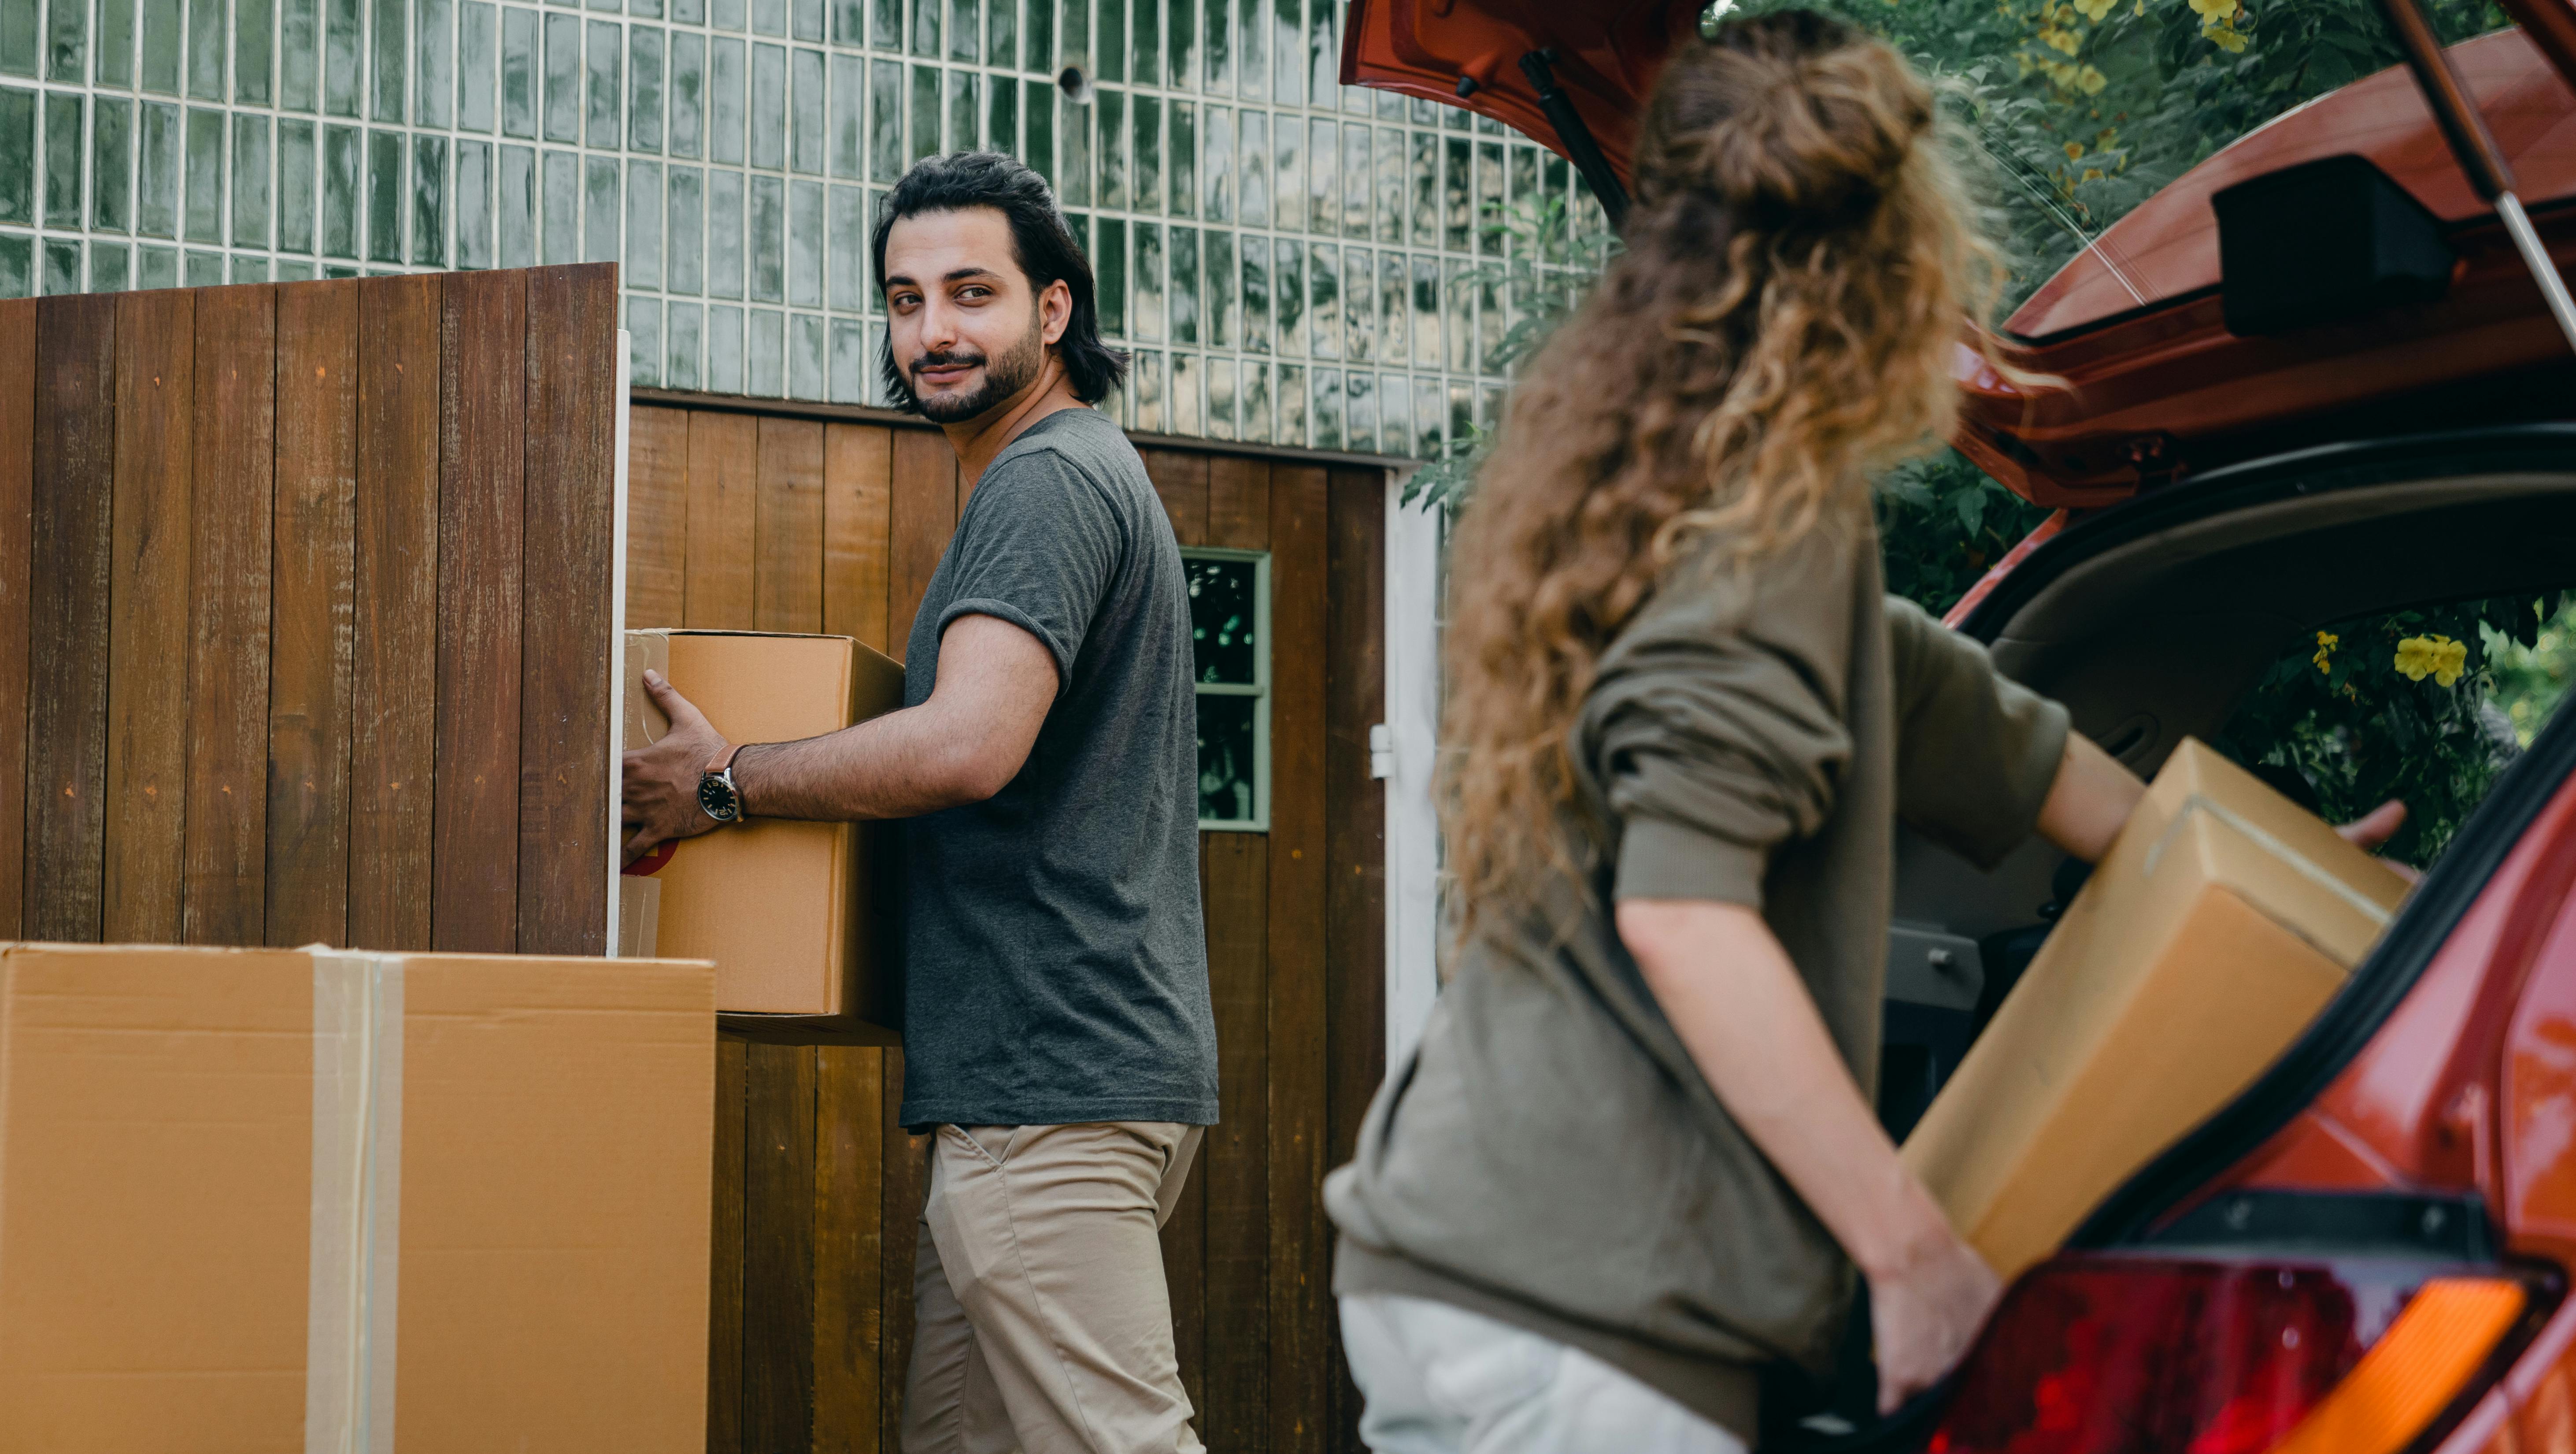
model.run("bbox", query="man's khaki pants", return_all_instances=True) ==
[902,1121,1207,1454]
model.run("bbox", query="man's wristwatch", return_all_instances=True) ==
[698,745,747,823]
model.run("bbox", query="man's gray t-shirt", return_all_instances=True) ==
[898,406,1218,1130]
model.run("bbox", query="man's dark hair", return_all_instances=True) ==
[873,151,1129,408]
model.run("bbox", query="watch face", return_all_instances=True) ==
[698,772,741,822]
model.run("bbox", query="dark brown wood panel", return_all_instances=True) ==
[102,289,195,943]
[1204,828,1272,1454]
[744,1042,820,1451]
[0,300,32,937]
[1144,448,1210,547]
[349,274,443,952]
[627,406,692,630]
[1209,455,1271,552]
[878,1051,929,1453]
[267,282,356,948]
[1267,463,1334,1454]
[755,417,826,635]
[814,1046,887,1454]
[823,424,893,652]
[182,285,278,946]
[886,429,958,660]
[686,412,760,631]
[1163,1115,1209,1436]
[710,1033,750,1454]
[433,267,529,953]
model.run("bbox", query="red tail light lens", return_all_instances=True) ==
[1927,1256,2528,1454]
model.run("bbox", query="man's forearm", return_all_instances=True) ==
[732,705,988,821]
[2035,733,2146,864]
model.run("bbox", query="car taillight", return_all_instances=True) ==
[1927,1255,2531,1454]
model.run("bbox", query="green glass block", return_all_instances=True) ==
[415,0,451,124]
[665,297,699,385]
[542,12,578,140]
[1303,237,1332,357]
[705,302,744,390]
[538,144,573,261]
[1129,91,1158,209]
[40,91,75,226]
[863,0,889,45]
[703,162,736,293]
[825,313,861,401]
[1473,268,1498,367]
[1340,244,1369,360]
[582,152,613,261]
[91,97,130,229]
[1093,87,1121,208]
[183,105,222,240]
[905,61,933,162]
[1373,126,1401,245]
[626,296,659,382]
[745,304,778,393]
[785,175,818,304]
[1199,103,1225,219]
[135,99,176,233]
[1441,256,1467,370]
[1338,122,1365,238]
[1236,108,1264,226]
[320,261,353,275]
[181,244,218,283]
[322,0,357,113]
[707,0,735,30]
[1203,352,1232,439]
[1269,0,1295,105]
[985,70,1013,156]
[1051,0,1077,69]
[230,112,268,245]
[1166,221,1192,341]
[1275,361,1303,444]
[628,26,660,150]
[274,256,312,278]
[1377,249,1402,362]
[89,237,129,287]
[1167,98,1195,216]
[40,236,76,291]
[495,139,532,263]
[632,0,659,19]
[825,50,857,177]
[664,161,697,288]
[1095,0,1119,81]
[1130,0,1154,82]
[1269,99,1300,231]
[1132,218,1159,338]
[458,3,494,129]
[141,0,179,92]
[500,4,534,136]
[1270,233,1297,353]
[370,0,407,117]
[1343,367,1373,451]
[1406,129,1433,245]
[1016,73,1043,181]
[1095,214,1126,338]
[787,48,818,166]
[788,310,818,396]
[188,0,222,97]
[1021,0,1046,70]
[134,238,175,284]
[1410,253,1435,366]
[665,28,698,155]
[98,0,135,84]
[1168,348,1196,432]
[1240,232,1266,352]
[670,0,696,25]
[1244,359,1273,442]
[228,250,265,282]
[412,133,444,262]
[985,0,1010,67]
[0,234,29,295]
[1232,0,1258,100]
[745,0,775,36]
[0,90,28,224]
[322,122,359,259]
[1440,134,1465,249]
[1203,227,1229,346]
[789,0,814,41]
[706,35,740,163]
[1474,140,1501,255]
[278,0,312,105]
[825,0,851,41]
[748,41,781,168]
[47,0,84,82]
[906,0,930,55]
[453,135,489,263]
[236,0,273,100]
[622,155,657,283]
[745,169,777,299]
[824,178,859,304]
[364,128,400,259]
[945,65,972,152]
[278,118,313,250]
[0,0,32,76]
[585,18,619,145]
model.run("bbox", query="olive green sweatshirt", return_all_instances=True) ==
[1324,516,2071,1439]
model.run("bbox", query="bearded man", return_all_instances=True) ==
[621,151,1216,1454]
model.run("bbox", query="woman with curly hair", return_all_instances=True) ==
[1323,12,2152,1451]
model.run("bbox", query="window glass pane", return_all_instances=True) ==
[1195,693,1255,823]
[1186,555,1256,684]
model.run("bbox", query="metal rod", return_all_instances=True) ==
[2496,192,2576,356]
[1517,51,1631,231]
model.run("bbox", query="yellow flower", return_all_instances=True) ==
[2187,0,2232,21]
[2043,24,2082,53]
[2312,630,2339,674]
[2081,167,2105,181]
[2064,141,2086,161]
[2077,64,2109,94]
[2394,634,2470,688]
[2073,0,2116,19]
[2134,0,2146,13]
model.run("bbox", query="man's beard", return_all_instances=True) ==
[906,308,1045,423]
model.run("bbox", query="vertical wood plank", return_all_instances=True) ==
[709,1033,751,1454]
[814,1045,887,1454]
[1161,837,1214,1435]
[0,299,38,937]
[822,423,893,652]
[755,416,827,634]
[625,406,692,629]
[102,287,194,943]
[1205,829,1272,1454]
[1144,449,1210,547]
[183,283,278,946]
[24,293,118,940]
[519,261,618,956]
[433,267,527,953]
[878,1049,929,1452]
[349,274,442,951]
[1208,455,1271,551]
[266,281,358,947]
[1267,462,1333,1454]
[686,412,761,630]
[1323,467,1390,1454]
[745,1041,820,1452]
[885,428,958,660]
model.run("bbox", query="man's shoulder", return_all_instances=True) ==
[980,410,1153,513]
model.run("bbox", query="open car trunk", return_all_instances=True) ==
[1783,425,2576,1448]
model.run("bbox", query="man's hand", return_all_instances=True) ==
[1869,1231,2003,1415]
[2337,798,2421,883]
[622,670,732,867]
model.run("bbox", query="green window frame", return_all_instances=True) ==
[1184,545,1269,832]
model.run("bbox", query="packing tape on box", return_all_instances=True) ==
[2144,793,2394,929]
[307,951,404,1454]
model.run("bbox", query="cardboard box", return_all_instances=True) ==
[624,629,906,1027]
[1902,739,2411,1281]
[0,942,716,1453]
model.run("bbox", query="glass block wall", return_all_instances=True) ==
[0,0,1608,455]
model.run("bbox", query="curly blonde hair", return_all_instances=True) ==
[1441,10,2014,931]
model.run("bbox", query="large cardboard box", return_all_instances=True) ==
[624,629,907,1027]
[0,942,716,1453]
[1902,739,2412,1281]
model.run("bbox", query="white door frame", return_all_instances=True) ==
[1383,476,1443,1065]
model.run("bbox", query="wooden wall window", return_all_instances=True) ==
[1185,546,1269,831]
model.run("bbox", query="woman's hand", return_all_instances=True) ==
[1865,1231,2002,1415]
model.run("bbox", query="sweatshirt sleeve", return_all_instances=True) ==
[1884,594,2072,869]
[1579,545,1857,909]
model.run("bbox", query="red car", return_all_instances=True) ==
[1346,4,2576,1450]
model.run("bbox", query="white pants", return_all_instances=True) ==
[1339,1294,1752,1454]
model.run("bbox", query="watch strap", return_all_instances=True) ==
[705,742,744,776]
